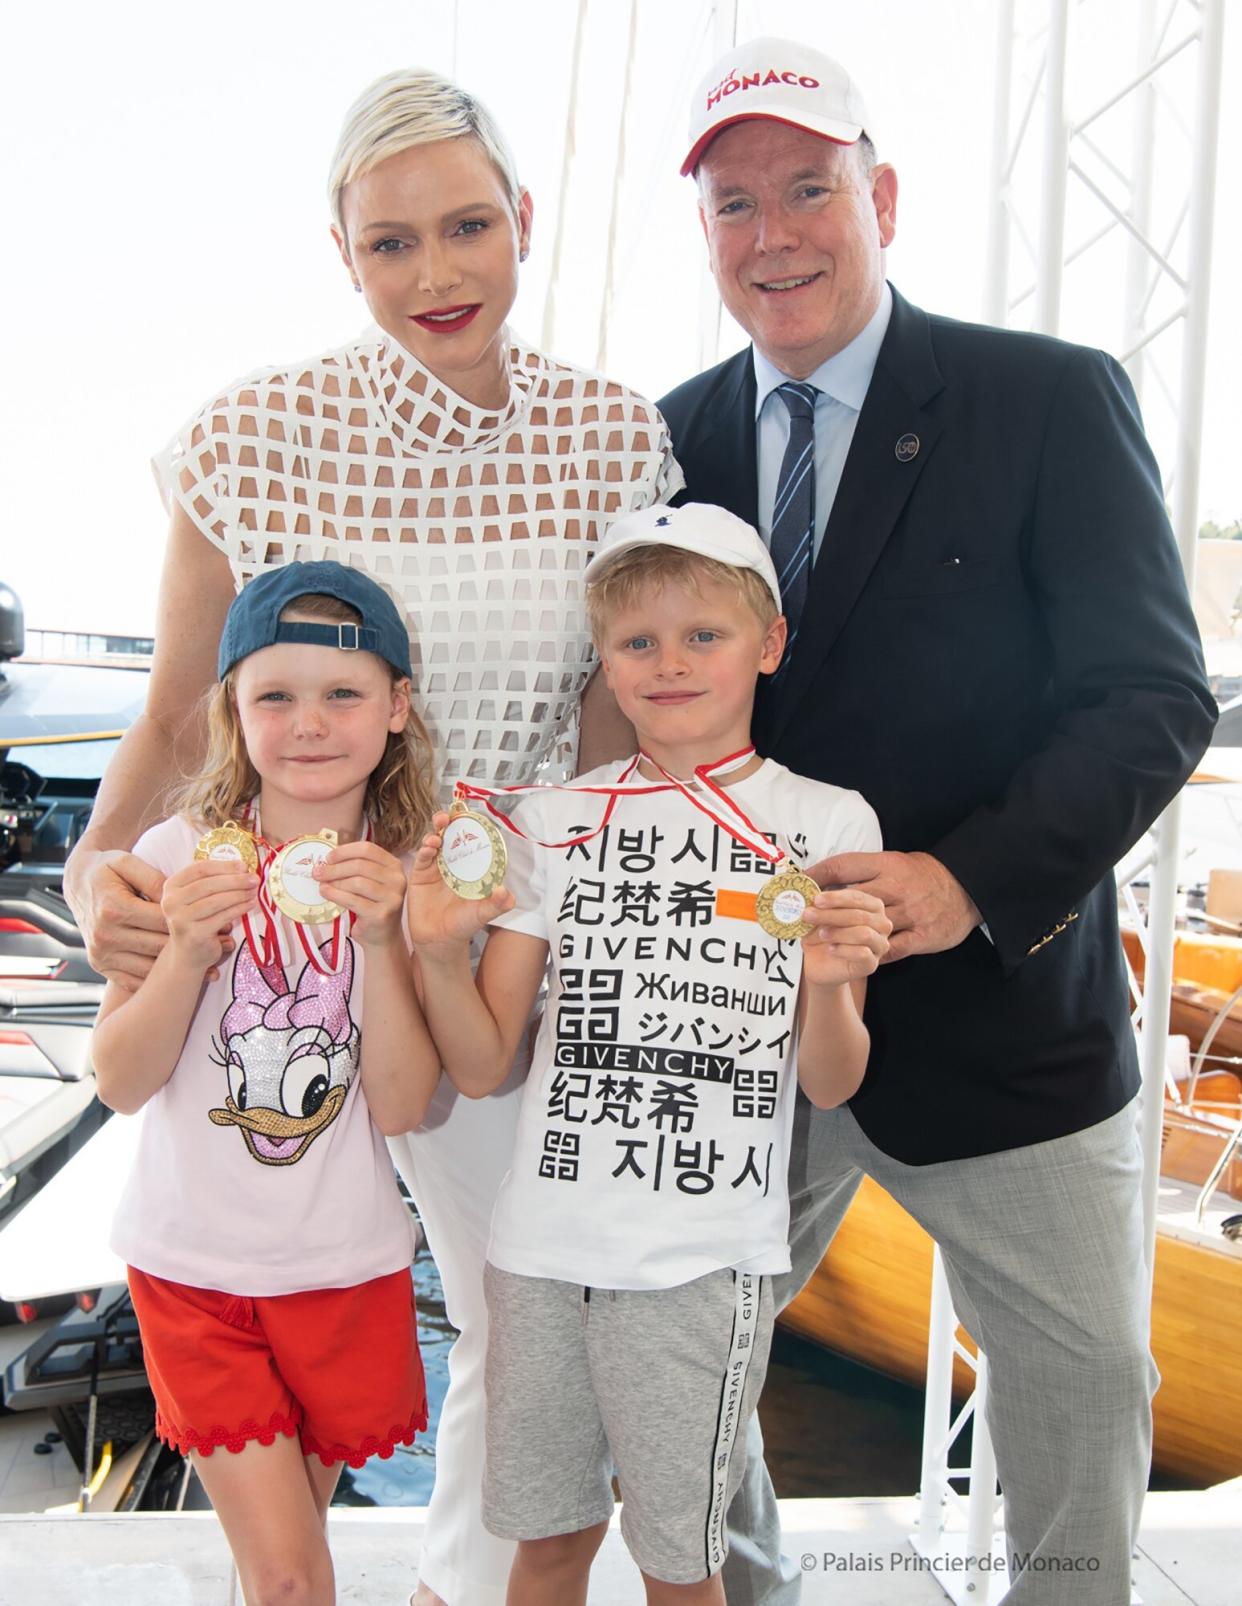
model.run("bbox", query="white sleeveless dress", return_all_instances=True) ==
[157,327,682,1603]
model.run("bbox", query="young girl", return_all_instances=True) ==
[94,560,441,1606]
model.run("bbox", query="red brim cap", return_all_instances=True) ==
[680,40,871,176]
[681,112,863,177]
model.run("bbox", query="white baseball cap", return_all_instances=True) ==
[584,503,782,614]
[681,36,871,177]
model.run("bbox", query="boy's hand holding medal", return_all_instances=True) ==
[799,886,892,987]
[407,809,515,952]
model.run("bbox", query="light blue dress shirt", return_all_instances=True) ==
[754,283,893,558]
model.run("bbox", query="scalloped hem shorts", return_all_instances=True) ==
[127,1265,428,1467]
[482,1263,774,1584]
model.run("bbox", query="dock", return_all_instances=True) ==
[2,1334,1237,1604]
[1,1487,1239,1605]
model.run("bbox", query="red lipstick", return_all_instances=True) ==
[411,304,482,333]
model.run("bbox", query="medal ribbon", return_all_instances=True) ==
[239,805,367,976]
[450,745,785,865]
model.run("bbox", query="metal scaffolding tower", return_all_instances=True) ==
[912,3,1225,1599]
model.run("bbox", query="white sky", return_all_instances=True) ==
[3,0,1238,636]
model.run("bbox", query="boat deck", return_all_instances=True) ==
[1155,1173,1242,1256]
[1,1487,1238,1605]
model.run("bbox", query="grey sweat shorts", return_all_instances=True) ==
[481,1261,775,1584]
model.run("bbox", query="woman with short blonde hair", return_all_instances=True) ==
[327,68,524,228]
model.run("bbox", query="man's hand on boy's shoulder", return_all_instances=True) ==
[809,850,981,962]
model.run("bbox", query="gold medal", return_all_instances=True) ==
[755,868,820,941]
[193,820,259,873]
[437,801,508,901]
[267,830,342,924]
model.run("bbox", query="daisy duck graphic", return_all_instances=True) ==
[209,940,359,1166]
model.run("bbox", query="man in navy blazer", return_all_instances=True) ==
[661,36,1217,1606]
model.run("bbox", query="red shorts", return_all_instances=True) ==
[127,1266,428,1467]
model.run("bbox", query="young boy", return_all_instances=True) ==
[406,502,888,1606]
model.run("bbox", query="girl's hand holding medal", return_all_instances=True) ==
[407,811,515,955]
[799,886,892,988]
[162,861,259,970]
[309,840,410,948]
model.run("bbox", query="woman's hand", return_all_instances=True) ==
[800,887,892,989]
[64,847,172,990]
[313,840,409,948]
[162,861,258,970]
[62,508,237,990]
[406,812,514,956]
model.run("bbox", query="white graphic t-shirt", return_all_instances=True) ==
[109,816,417,1295]
[486,758,881,1290]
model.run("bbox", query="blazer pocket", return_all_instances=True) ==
[880,557,1002,599]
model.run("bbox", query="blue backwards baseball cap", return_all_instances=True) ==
[218,561,413,680]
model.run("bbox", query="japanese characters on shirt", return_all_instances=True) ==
[488,760,881,1289]
[546,811,798,1194]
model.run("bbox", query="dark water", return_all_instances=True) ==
[334,1255,453,1507]
[333,1252,1194,1507]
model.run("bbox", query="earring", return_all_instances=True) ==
[519,249,529,262]
[353,283,362,293]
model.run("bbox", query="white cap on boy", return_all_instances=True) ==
[584,503,782,615]
[681,36,871,176]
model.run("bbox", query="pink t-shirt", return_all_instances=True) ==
[109,816,417,1296]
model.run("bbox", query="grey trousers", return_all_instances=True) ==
[722,1098,1157,1606]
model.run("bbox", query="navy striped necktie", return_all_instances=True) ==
[771,381,818,651]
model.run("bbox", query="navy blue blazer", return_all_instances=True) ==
[659,286,1216,1163]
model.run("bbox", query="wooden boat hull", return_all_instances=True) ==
[781,1176,1242,1485]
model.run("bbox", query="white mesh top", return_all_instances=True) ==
[155,329,683,797]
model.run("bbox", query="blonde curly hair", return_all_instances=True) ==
[169,593,435,854]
